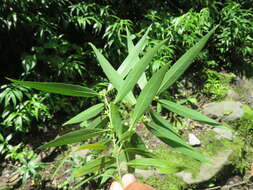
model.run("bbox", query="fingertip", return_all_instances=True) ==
[122,174,136,188]
[110,181,124,190]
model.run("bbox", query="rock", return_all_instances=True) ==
[213,128,234,140]
[188,133,201,146]
[226,89,240,101]
[135,169,164,179]
[202,101,244,121]
[175,149,233,184]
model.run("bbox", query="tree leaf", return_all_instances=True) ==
[74,156,115,177]
[75,144,108,152]
[38,128,105,149]
[145,122,210,163]
[115,39,167,103]
[63,103,104,126]
[158,26,218,94]
[86,116,109,129]
[159,99,226,129]
[109,103,124,138]
[89,44,136,105]
[130,64,169,126]
[7,78,98,97]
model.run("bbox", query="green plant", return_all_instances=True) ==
[202,68,234,100]
[10,26,224,188]
[0,133,13,155]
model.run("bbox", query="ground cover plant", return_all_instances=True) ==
[8,26,227,188]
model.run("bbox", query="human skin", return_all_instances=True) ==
[110,174,155,190]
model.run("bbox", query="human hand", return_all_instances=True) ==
[110,174,155,190]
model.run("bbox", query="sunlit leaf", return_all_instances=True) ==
[123,148,155,158]
[63,103,104,126]
[39,128,105,149]
[159,99,226,129]
[74,156,115,177]
[115,39,168,103]
[89,43,136,105]
[75,144,108,152]
[130,64,169,126]
[158,26,218,94]
[8,78,98,97]
[145,122,210,163]
[109,103,124,138]
[149,110,179,136]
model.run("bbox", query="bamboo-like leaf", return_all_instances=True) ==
[63,103,104,126]
[127,158,179,174]
[8,78,98,97]
[118,26,151,78]
[126,28,148,90]
[130,64,169,126]
[109,103,124,138]
[39,128,105,149]
[149,110,179,137]
[90,43,136,105]
[86,116,108,129]
[158,26,218,94]
[75,144,108,152]
[74,156,115,177]
[123,148,155,158]
[115,39,168,103]
[145,122,210,163]
[159,99,226,129]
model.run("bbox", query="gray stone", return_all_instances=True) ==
[202,101,244,121]
[175,150,233,184]
[135,169,164,179]
[213,128,234,140]
[188,133,201,146]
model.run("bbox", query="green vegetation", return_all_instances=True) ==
[1,0,253,189]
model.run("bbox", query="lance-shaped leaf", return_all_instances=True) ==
[158,26,218,94]
[115,39,168,103]
[125,27,148,89]
[149,110,179,137]
[159,99,226,129]
[90,43,136,105]
[86,116,108,129]
[74,156,115,177]
[127,158,181,173]
[39,128,105,149]
[145,122,210,163]
[8,78,98,97]
[130,64,169,126]
[118,26,151,78]
[63,103,104,126]
[75,144,108,152]
[109,103,124,138]
[123,148,156,158]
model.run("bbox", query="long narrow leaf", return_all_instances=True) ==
[149,110,179,137]
[75,144,108,152]
[39,128,105,149]
[115,39,168,103]
[109,103,124,138]
[90,44,136,105]
[63,103,104,126]
[126,28,148,89]
[145,122,210,163]
[130,64,169,126]
[158,26,217,94]
[118,26,151,78]
[74,156,115,177]
[159,99,226,129]
[8,78,98,97]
